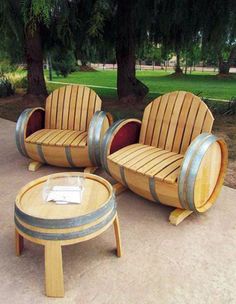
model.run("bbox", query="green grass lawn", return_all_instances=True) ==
[46,69,236,100]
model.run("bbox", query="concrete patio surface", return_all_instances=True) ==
[0,117,236,304]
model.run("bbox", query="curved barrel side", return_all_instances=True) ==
[15,107,45,158]
[178,133,228,213]
[101,119,141,174]
[88,111,113,167]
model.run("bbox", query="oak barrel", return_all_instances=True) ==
[88,111,113,166]
[15,172,116,244]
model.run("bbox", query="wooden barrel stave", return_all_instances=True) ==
[24,142,92,168]
[107,159,182,208]
[106,132,227,213]
[88,111,113,167]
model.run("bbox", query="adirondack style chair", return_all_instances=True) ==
[16,85,113,171]
[101,91,228,225]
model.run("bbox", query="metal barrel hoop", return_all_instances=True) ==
[186,134,218,212]
[149,177,161,204]
[178,133,212,210]
[15,207,117,241]
[15,108,34,157]
[94,111,108,166]
[88,111,112,167]
[15,194,116,229]
[65,146,76,167]
[88,111,102,166]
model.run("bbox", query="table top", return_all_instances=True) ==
[15,172,113,220]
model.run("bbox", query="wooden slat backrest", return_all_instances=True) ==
[139,91,214,154]
[45,85,102,131]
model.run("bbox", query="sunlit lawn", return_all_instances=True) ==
[16,68,236,100]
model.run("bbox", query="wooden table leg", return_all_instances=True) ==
[15,229,24,256]
[45,242,64,297]
[113,216,122,257]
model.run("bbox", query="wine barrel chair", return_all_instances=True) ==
[101,91,228,225]
[16,85,113,171]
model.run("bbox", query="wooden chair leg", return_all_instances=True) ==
[84,167,97,174]
[15,229,24,256]
[28,161,43,172]
[45,242,64,298]
[113,215,122,257]
[169,208,193,226]
[113,183,127,196]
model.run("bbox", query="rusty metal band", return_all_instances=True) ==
[15,108,33,157]
[88,111,108,167]
[37,144,47,164]
[119,166,128,187]
[94,112,108,166]
[15,207,116,241]
[88,111,102,166]
[178,133,211,210]
[186,135,217,212]
[149,177,161,204]
[15,195,116,229]
[101,119,125,174]
[65,146,76,167]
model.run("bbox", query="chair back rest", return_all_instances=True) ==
[139,91,214,154]
[45,85,102,131]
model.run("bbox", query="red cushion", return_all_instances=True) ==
[110,122,141,154]
[26,110,45,137]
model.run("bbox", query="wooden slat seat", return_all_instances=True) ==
[107,143,184,184]
[25,129,88,147]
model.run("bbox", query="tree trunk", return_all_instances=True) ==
[48,55,53,81]
[218,46,236,75]
[175,51,183,74]
[25,25,47,96]
[218,60,230,75]
[116,0,148,103]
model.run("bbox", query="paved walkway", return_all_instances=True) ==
[0,118,236,304]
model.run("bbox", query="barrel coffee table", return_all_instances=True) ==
[14,172,122,298]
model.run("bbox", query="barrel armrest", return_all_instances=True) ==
[178,133,228,212]
[101,118,142,173]
[87,111,113,166]
[16,107,45,157]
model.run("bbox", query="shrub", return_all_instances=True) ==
[8,74,28,89]
[0,76,15,97]
[224,97,236,115]
[52,49,77,78]
[0,59,17,76]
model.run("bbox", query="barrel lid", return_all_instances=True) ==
[15,172,113,220]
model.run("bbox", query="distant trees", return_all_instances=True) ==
[1,0,236,101]
[201,0,236,75]
[0,0,109,96]
[0,0,52,96]
[51,49,77,77]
